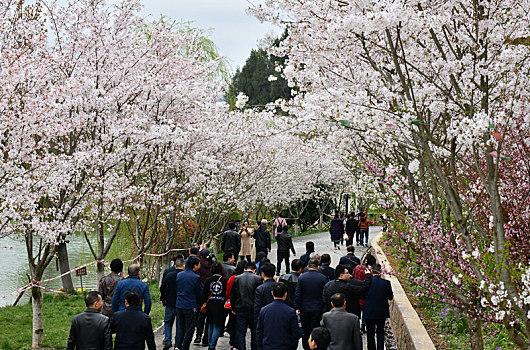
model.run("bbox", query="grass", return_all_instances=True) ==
[0,282,164,350]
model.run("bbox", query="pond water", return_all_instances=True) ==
[1,235,103,307]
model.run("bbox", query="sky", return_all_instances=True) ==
[139,0,280,71]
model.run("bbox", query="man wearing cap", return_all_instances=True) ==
[254,219,271,257]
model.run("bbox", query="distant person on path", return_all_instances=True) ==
[329,214,344,250]
[67,291,112,350]
[358,214,370,247]
[273,216,287,237]
[257,282,303,350]
[300,241,315,267]
[363,264,394,350]
[321,293,362,350]
[222,222,241,259]
[279,259,304,308]
[276,225,296,275]
[201,262,228,350]
[339,246,361,271]
[112,264,151,314]
[254,263,277,322]
[308,327,331,350]
[239,221,253,262]
[254,219,271,257]
[318,254,335,282]
[231,262,262,350]
[222,252,237,278]
[160,256,185,350]
[112,290,156,350]
[345,213,358,247]
[175,256,202,350]
[323,264,372,318]
[99,258,123,318]
[295,258,328,350]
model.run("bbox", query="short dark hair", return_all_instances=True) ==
[334,213,339,218]
[128,264,140,277]
[110,259,123,273]
[255,251,267,264]
[306,241,315,252]
[331,293,345,308]
[308,258,319,269]
[272,282,287,298]
[229,222,236,230]
[291,259,304,272]
[186,256,201,270]
[223,252,235,261]
[85,291,101,307]
[190,247,199,256]
[321,254,331,264]
[311,327,330,349]
[211,261,223,275]
[282,225,289,232]
[372,263,382,274]
[246,262,257,271]
[125,290,141,307]
[347,245,355,253]
[365,253,376,267]
[334,264,349,279]
[235,260,247,275]
[260,263,276,278]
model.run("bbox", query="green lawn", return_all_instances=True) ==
[0,282,164,350]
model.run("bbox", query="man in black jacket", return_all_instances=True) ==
[322,264,372,319]
[339,246,361,272]
[279,259,304,308]
[222,222,241,257]
[345,213,358,246]
[112,290,156,350]
[67,291,112,350]
[299,241,315,267]
[254,263,276,322]
[276,225,296,275]
[318,254,335,281]
[254,219,271,257]
[231,262,262,350]
[159,257,185,350]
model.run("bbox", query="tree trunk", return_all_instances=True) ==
[57,242,74,291]
[467,317,484,350]
[96,261,105,289]
[31,287,44,349]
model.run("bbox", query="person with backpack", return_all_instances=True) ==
[339,246,361,271]
[276,225,296,275]
[359,214,370,247]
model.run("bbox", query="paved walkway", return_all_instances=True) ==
[155,227,381,349]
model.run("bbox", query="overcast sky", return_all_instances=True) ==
[140,0,280,71]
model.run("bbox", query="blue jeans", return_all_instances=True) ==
[236,310,256,350]
[163,305,179,345]
[176,308,197,350]
[366,318,385,350]
[360,229,369,244]
[208,323,221,348]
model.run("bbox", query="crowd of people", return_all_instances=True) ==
[67,219,393,350]
[329,211,372,250]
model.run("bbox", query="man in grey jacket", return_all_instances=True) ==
[320,293,362,350]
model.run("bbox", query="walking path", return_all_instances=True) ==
[155,227,390,349]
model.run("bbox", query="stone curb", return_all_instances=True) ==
[372,233,437,350]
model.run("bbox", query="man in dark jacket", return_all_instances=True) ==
[321,293,362,350]
[254,219,271,257]
[176,256,202,350]
[112,290,156,350]
[294,259,328,350]
[112,264,151,314]
[329,214,344,249]
[195,249,214,346]
[257,282,303,350]
[222,251,237,278]
[318,254,335,281]
[299,241,315,267]
[67,291,112,350]
[162,253,184,280]
[159,257,185,350]
[222,222,241,257]
[339,246,361,271]
[363,264,393,350]
[279,259,304,308]
[276,225,296,275]
[231,262,262,350]
[254,263,276,322]
[99,258,123,318]
[345,213,358,246]
[323,264,372,318]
